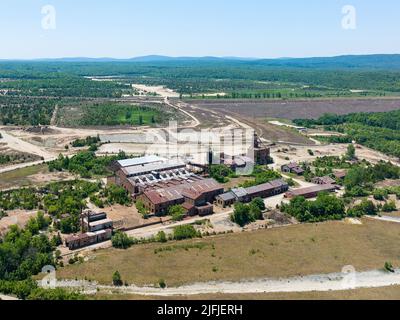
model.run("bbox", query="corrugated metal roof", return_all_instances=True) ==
[89,219,113,227]
[217,192,236,201]
[144,178,223,205]
[123,161,186,177]
[232,188,248,198]
[287,184,337,197]
[117,155,167,168]
[246,179,288,195]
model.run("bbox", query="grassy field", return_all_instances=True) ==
[0,164,48,189]
[92,285,400,300]
[57,103,168,127]
[58,218,400,287]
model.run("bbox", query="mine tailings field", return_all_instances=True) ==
[188,98,400,120]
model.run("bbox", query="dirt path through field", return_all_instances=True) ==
[54,269,400,297]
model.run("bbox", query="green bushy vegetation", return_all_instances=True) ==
[111,232,137,249]
[0,96,57,125]
[0,179,130,234]
[209,165,237,183]
[71,136,101,148]
[77,103,162,127]
[0,218,84,300]
[343,161,400,196]
[0,72,131,98]
[281,193,347,223]
[0,188,40,211]
[230,198,266,227]
[294,110,400,157]
[0,152,41,166]
[169,205,186,222]
[239,166,282,188]
[173,225,200,240]
[48,151,127,178]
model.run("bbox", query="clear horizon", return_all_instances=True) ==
[1,0,399,59]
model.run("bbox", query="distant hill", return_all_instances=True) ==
[3,54,400,70]
[253,54,400,70]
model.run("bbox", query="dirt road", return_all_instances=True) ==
[366,216,400,224]
[54,269,400,297]
[0,130,55,160]
[0,294,18,300]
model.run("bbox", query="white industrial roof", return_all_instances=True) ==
[123,161,186,177]
[117,155,167,168]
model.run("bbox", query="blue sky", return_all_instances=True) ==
[0,0,399,59]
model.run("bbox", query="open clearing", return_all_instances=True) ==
[58,218,400,287]
[0,164,74,190]
[189,98,400,120]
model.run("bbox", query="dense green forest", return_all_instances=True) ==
[0,58,400,126]
[0,215,84,299]
[294,110,400,157]
[1,57,400,97]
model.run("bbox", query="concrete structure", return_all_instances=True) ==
[108,156,202,198]
[65,210,115,250]
[281,163,305,175]
[254,134,273,165]
[312,176,336,185]
[85,218,113,233]
[65,229,112,250]
[81,210,113,233]
[139,178,224,216]
[284,184,338,199]
[216,179,289,208]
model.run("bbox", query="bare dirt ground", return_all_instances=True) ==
[132,84,180,98]
[189,98,400,120]
[92,285,400,300]
[0,164,75,190]
[185,99,314,144]
[0,210,37,236]
[101,204,160,230]
[270,143,400,169]
[0,129,56,160]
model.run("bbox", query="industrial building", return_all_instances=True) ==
[65,229,112,251]
[138,178,224,216]
[65,210,114,250]
[216,179,289,208]
[81,210,113,233]
[311,176,336,185]
[284,184,338,199]
[108,156,201,197]
[281,163,305,175]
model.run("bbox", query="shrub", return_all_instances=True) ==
[156,231,167,243]
[159,279,166,289]
[382,201,397,213]
[169,205,186,221]
[384,262,395,273]
[173,225,198,240]
[112,271,123,286]
[373,189,388,201]
[230,203,254,227]
[347,199,377,217]
[111,232,136,249]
